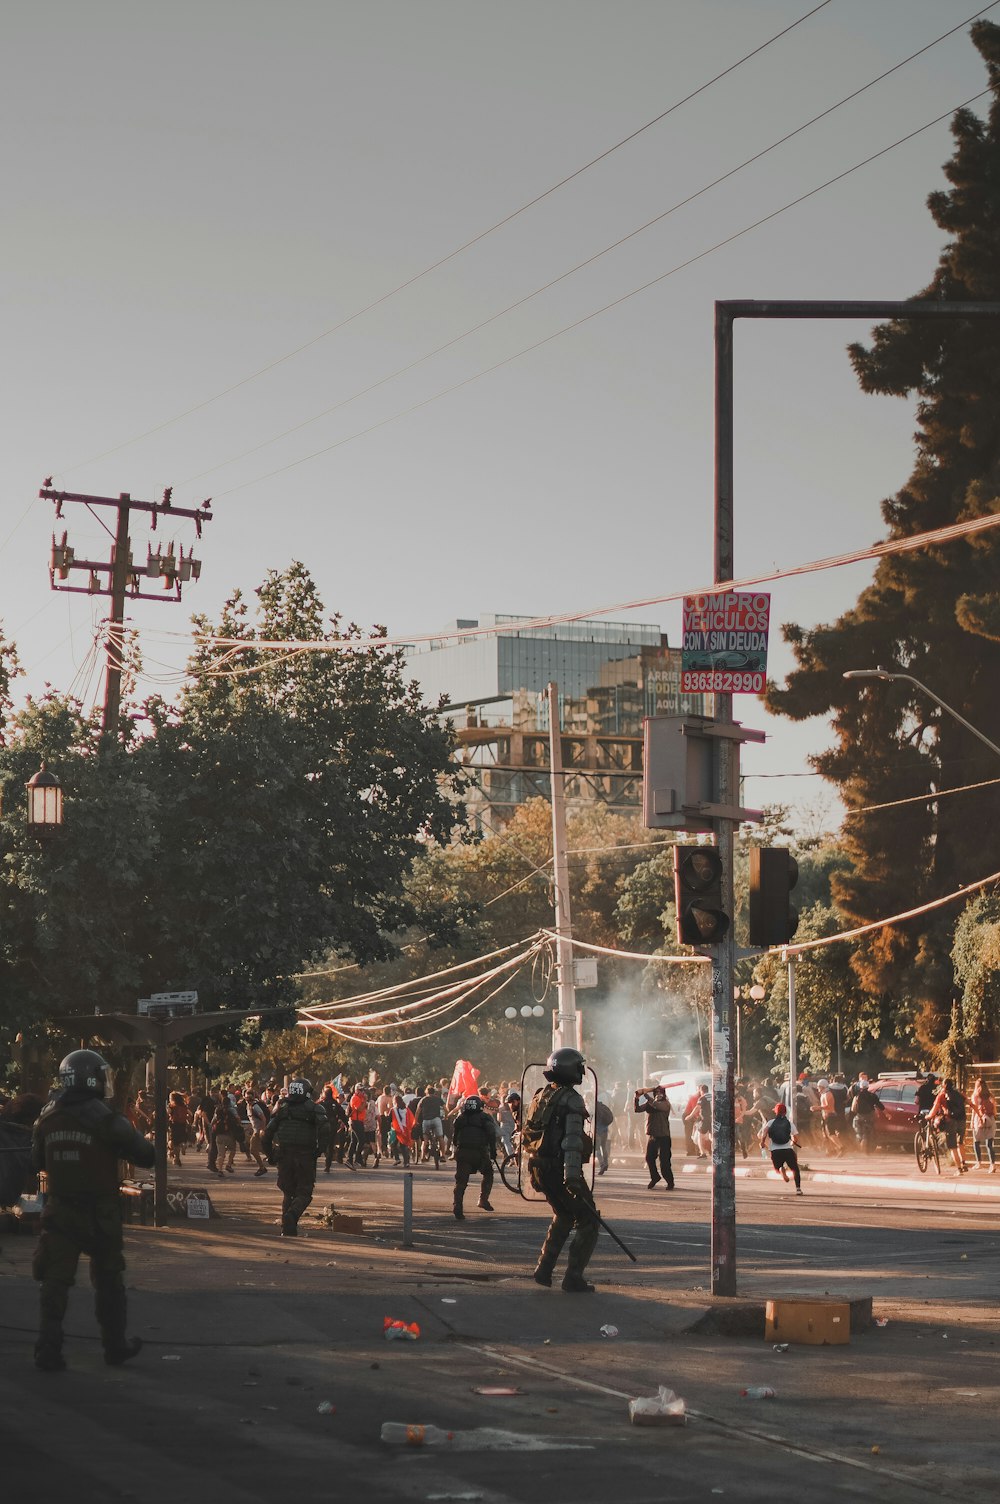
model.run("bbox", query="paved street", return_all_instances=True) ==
[2,1150,998,1503]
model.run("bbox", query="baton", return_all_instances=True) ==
[568,1187,638,1263]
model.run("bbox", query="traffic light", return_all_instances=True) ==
[673,844,730,946]
[748,847,799,946]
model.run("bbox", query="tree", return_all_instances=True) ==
[765,20,1000,1056]
[0,564,466,1072]
[949,890,1000,1065]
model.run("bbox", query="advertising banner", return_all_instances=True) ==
[680,591,770,694]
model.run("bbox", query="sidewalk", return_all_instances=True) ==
[615,1144,1000,1197]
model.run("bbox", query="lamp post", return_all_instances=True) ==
[842,667,1000,760]
[504,1003,545,1072]
[733,984,765,1079]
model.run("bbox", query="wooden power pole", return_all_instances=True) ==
[41,484,213,738]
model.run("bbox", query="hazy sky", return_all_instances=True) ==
[2,0,996,824]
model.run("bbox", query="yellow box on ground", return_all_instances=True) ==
[765,1297,850,1345]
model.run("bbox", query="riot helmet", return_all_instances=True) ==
[462,1095,484,1113]
[287,1078,313,1099]
[58,1049,110,1098]
[544,1048,586,1085]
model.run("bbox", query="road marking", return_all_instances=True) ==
[460,1344,962,1499]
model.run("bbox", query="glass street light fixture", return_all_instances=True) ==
[843,667,1000,760]
[26,764,63,834]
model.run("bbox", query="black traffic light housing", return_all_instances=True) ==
[748,846,799,947]
[674,844,730,946]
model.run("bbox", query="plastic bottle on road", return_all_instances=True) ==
[741,1387,776,1400]
[380,1423,454,1447]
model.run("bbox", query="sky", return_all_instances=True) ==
[2,0,997,827]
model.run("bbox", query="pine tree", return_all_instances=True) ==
[766,21,1000,1057]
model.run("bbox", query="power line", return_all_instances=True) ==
[212,86,992,501]
[54,3,832,478]
[183,4,999,489]
[194,506,1000,657]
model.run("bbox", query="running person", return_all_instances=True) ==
[760,1101,802,1195]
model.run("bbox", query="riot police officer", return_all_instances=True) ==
[262,1079,330,1236]
[522,1047,600,1293]
[451,1095,497,1219]
[31,1049,155,1371]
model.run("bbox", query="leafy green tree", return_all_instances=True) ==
[765,20,1000,1055]
[949,890,1000,1065]
[0,565,466,1074]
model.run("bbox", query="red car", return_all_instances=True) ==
[869,1075,926,1148]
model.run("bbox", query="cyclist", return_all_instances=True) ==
[415,1084,446,1167]
[915,1072,939,1119]
[929,1077,971,1175]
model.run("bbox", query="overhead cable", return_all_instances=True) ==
[211,86,991,501]
[56,2,832,478]
[185,4,999,489]
[195,507,1000,657]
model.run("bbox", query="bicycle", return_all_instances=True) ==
[497,1136,521,1194]
[914,1113,942,1174]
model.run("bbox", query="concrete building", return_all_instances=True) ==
[404,614,708,832]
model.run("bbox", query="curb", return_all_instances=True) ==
[809,1169,1000,1197]
[677,1159,1000,1196]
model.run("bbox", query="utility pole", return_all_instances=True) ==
[711,303,739,1296]
[41,484,212,739]
[547,681,579,1054]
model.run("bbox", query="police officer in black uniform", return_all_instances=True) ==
[523,1048,600,1293]
[262,1078,330,1236]
[31,1049,155,1371]
[451,1095,498,1219]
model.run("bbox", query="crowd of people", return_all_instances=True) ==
[123,1076,527,1178]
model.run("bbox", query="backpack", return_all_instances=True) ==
[595,1101,614,1129]
[769,1115,792,1145]
[521,1087,564,1160]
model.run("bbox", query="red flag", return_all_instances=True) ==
[449,1059,480,1099]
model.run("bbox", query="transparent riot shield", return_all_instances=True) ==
[498,1062,598,1200]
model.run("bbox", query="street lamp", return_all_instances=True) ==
[504,1003,545,1071]
[733,983,765,1079]
[25,764,63,834]
[843,667,1000,760]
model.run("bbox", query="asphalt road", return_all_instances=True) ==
[2,1150,998,1503]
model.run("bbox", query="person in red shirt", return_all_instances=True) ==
[348,1086,368,1167]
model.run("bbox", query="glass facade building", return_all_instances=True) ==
[405,614,705,736]
[404,615,709,830]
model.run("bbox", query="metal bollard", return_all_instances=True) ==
[402,1171,414,1248]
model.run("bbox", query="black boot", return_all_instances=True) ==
[34,1340,66,1372]
[561,1273,596,1293]
[478,1199,494,1211]
[453,1203,465,1220]
[532,1263,554,1287]
[105,1337,143,1366]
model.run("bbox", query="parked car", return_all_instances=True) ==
[869,1074,925,1148]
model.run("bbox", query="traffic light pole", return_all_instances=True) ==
[705,297,1000,1297]
[711,304,739,1297]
